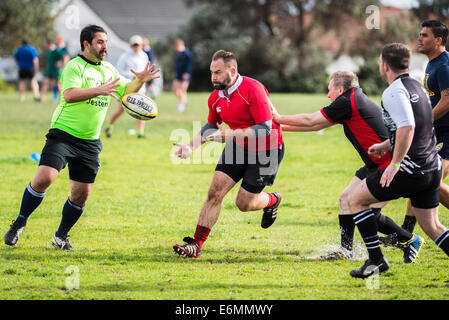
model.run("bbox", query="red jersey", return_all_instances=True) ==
[207,75,283,151]
[320,87,391,170]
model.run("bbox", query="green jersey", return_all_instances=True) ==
[50,55,130,140]
[45,47,65,78]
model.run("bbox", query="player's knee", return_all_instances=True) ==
[206,188,223,205]
[31,175,54,192]
[339,192,350,208]
[31,180,51,192]
[346,196,360,213]
[70,190,90,207]
[235,197,251,212]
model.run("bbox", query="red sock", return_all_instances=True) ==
[266,193,277,207]
[194,225,210,248]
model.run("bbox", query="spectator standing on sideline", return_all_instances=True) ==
[142,37,158,99]
[105,35,149,139]
[40,39,68,102]
[173,39,193,112]
[13,39,40,102]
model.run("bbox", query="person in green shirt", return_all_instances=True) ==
[40,39,69,102]
[4,25,160,250]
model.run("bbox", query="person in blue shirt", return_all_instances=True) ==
[401,20,449,232]
[13,39,40,102]
[172,38,193,112]
[382,20,449,243]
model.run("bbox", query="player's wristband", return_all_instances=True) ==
[390,162,401,168]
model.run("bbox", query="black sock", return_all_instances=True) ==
[55,198,84,238]
[339,214,355,251]
[16,183,45,226]
[435,230,449,257]
[373,209,413,243]
[402,215,417,233]
[353,209,383,262]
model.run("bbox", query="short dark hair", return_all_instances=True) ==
[381,43,410,73]
[80,24,106,50]
[421,20,448,46]
[212,50,238,69]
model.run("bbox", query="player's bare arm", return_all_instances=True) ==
[206,119,274,142]
[433,88,449,120]
[280,123,331,132]
[206,123,255,142]
[33,57,39,73]
[124,62,160,95]
[380,125,414,188]
[172,121,220,158]
[64,77,121,103]
[390,125,414,165]
[172,133,206,159]
[274,110,332,132]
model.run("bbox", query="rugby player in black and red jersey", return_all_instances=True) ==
[273,71,421,263]
[172,50,284,258]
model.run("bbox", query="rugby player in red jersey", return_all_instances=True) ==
[172,50,284,258]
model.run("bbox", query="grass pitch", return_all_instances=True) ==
[0,91,448,300]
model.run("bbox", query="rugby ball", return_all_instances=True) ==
[121,93,158,120]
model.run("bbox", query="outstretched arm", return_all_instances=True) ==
[64,77,121,103]
[273,109,333,132]
[172,122,218,159]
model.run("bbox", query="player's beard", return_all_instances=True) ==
[91,47,107,61]
[213,73,232,90]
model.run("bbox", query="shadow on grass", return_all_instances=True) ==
[81,280,329,293]
[276,218,336,227]
[0,245,311,265]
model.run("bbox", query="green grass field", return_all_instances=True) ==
[0,91,448,300]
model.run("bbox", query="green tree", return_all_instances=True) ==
[0,0,57,56]
[156,0,417,93]
[412,0,449,21]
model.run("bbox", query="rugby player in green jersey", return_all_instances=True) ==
[4,25,160,250]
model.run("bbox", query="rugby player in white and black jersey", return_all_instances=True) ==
[396,20,449,234]
[346,43,449,279]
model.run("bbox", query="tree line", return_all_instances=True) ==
[1,0,448,94]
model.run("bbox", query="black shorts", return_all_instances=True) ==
[39,129,102,183]
[18,69,35,79]
[355,165,379,180]
[215,140,284,194]
[366,167,441,209]
[174,72,191,82]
